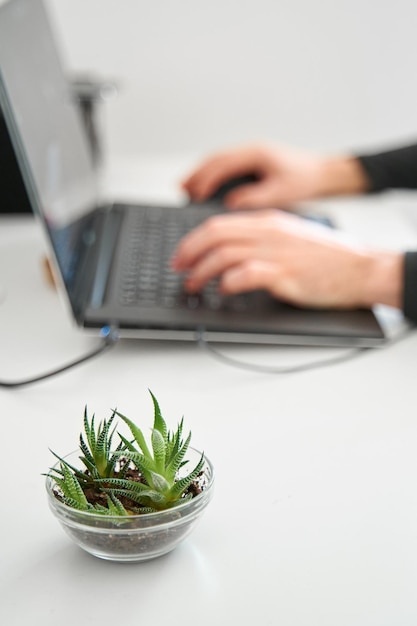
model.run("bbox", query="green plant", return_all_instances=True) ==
[47,391,205,516]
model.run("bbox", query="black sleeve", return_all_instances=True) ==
[356,143,417,192]
[403,252,417,324]
[355,143,417,322]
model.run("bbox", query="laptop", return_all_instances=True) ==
[0,0,385,347]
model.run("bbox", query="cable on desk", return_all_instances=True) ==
[196,325,414,375]
[0,327,119,388]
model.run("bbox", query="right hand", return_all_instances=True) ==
[172,209,403,311]
[181,143,369,210]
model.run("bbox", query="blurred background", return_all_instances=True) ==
[45,0,417,162]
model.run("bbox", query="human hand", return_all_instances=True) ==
[181,143,369,210]
[172,210,402,310]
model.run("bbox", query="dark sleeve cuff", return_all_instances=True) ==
[403,251,417,323]
[356,143,417,193]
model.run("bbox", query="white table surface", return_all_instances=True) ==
[1,157,417,626]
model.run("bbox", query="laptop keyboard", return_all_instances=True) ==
[118,206,335,313]
[119,206,252,312]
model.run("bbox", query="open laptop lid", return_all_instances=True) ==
[0,0,100,317]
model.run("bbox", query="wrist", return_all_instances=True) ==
[315,156,372,198]
[359,251,404,310]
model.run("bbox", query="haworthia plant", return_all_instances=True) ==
[47,390,205,516]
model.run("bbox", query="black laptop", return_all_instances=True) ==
[0,0,385,347]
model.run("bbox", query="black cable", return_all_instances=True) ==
[0,329,119,388]
[197,325,414,375]
[2,323,413,387]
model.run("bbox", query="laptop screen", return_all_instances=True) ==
[0,0,98,229]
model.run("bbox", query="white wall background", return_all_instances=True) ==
[46,0,417,161]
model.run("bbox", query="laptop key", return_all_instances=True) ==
[185,294,202,310]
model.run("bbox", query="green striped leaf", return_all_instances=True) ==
[149,389,167,444]
[167,453,205,501]
[115,411,151,459]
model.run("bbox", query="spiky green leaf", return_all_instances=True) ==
[165,430,191,482]
[148,471,171,494]
[102,487,166,508]
[60,461,89,507]
[151,428,166,473]
[96,477,150,493]
[149,389,167,444]
[167,453,205,501]
[115,411,152,459]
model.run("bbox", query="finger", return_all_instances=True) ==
[220,260,283,297]
[226,180,295,210]
[184,245,254,292]
[185,160,252,201]
[171,213,267,271]
[181,147,263,201]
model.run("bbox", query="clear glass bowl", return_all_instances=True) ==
[46,448,214,562]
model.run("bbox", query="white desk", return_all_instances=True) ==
[1,159,417,626]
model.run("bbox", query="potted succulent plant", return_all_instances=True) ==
[45,390,214,562]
